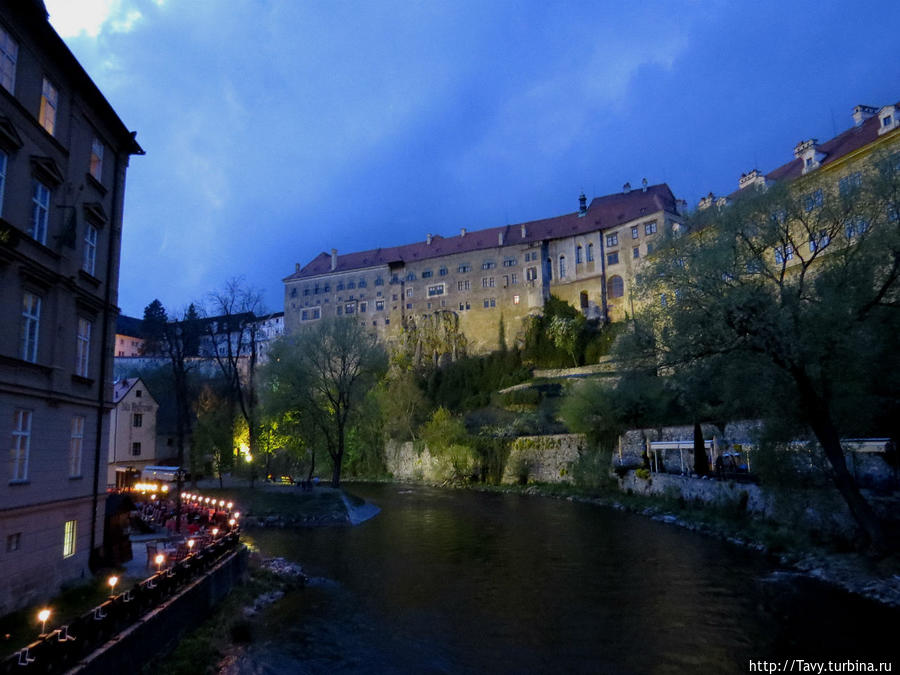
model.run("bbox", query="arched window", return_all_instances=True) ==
[558,255,567,278]
[607,275,624,299]
[587,243,594,262]
[576,245,583,264]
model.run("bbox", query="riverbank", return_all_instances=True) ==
[462,480,900,609]
[193,482,379,528]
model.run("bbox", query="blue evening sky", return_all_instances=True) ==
[44,0,900,317]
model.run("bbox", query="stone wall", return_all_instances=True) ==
[385,440,442,483]
[385,434,586,485]
[501,434,584,484]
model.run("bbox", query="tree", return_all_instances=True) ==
[205,278,265,487]
[622,154,900,551]
[262,317,386,487]
[141,299,202,530]
[193,384,235,488]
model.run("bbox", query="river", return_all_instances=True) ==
[238,483,897,674]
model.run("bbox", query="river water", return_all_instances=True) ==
[240,483,897,674]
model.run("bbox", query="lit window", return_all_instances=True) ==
[63,520,76,558]
[11,409,32,482]
[69,416,84,478]
[607,252,619,266]
[132,442,142,456]
[21,292,41,363]
[76,318,92,377]
[83,225,97,275]
[90,138,104,181]
[133,413,143,428]
[30,180,51,245]
[39,78,58,136]
[606,233,618,247]
[513,295,520,305]
[0,26,17,93]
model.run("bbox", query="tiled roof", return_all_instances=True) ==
[113,377,138,403]
[285,184,678,281]
[729,103,899,199]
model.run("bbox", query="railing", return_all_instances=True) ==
[0,531,242,674]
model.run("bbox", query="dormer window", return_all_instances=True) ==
[876,106,897,136]
[794,139,826,174]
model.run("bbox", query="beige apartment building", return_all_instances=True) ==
[106,378,158,486]
[0,1,142,615]
[284,184,684,351]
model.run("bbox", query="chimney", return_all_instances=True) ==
[623,182,631,194]
[852,104,878,127]
[426,233,432,245]
[521,224,527,238]
[295,263,300,272]
[460,227,466,238]
[331,248,337,271]
[641,178,648,192]
[578,192,587,215]
[498,231,504,246]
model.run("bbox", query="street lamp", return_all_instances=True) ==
[187,539,195,553]
[228,518,236,529]
[37,609,50,636]
[211,528,219,539]
[108,575,119,597]
[155,553,165,572]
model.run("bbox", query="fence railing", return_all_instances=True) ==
[1,531,242,674]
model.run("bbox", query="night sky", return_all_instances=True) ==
[43,0,900,317]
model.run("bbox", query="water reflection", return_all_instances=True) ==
[241,484,897,674]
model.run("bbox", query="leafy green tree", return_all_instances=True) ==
[192,384,234,488]
[262,317,386,487]
[420,407,477,484]
[622,155,900,551]
[377,370,431,442]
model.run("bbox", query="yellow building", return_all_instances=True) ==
[284,184,685,352]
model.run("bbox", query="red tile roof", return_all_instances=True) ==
[730,103,900,199]
[285,184,678,281]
